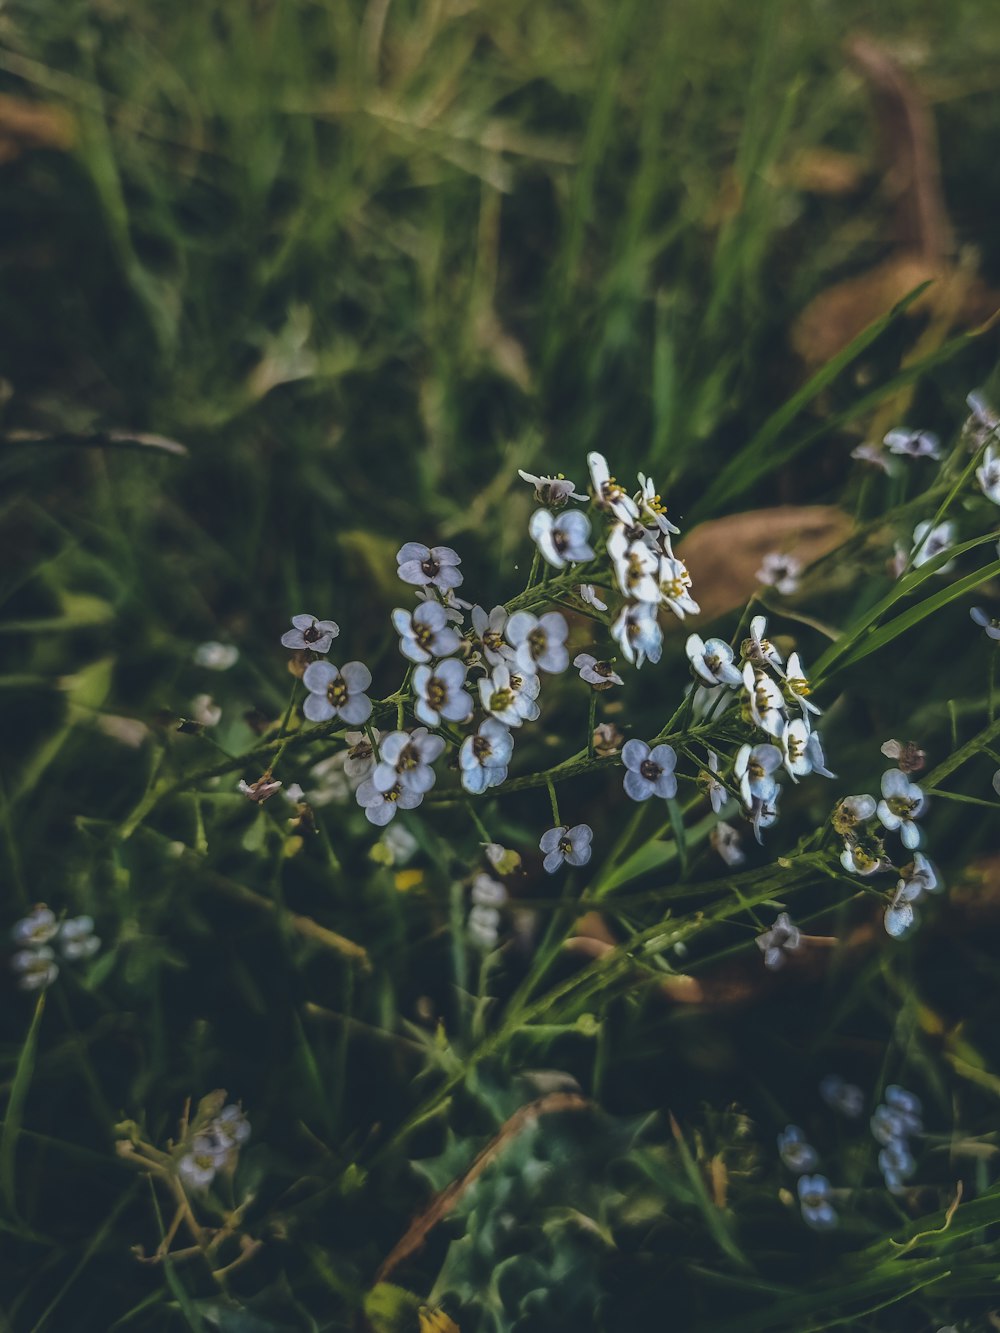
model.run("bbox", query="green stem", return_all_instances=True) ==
[587,691,598,759]
[546,778,561,827]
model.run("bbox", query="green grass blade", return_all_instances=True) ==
[0,991,46,1219]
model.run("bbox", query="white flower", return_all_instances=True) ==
[470,605,514,666]
[751,787,781,843]
[468,904,503,950]
[883,896,916,939]
[805,730,835,779]
[832,794,877,835]
[705,752,726,813]
[573,653,623,689]
[211,1104,251,1149]
[416,585,470,623]
[395,542,463,591]
[877,769,927,849]
[780,718,812,780]
[58,916,100,961]
[478,662,539,727]
[472,873,507,906]
[656,553,699,619]
[611,602,662,668]
[193,641,239,671]
[884,428,941,460]
[851,442,895,474]
[782,652,821,721]
[578,584,608,611]
[621,739,678,801]
[840,837,890,876]
[528,509,595,568]
[734,742,781,806]
[587,452,639,521]
[977,445,1000,505]
[372,728,445,795]
[413,659,472,727]
[742,615,784,672]
[755,912,800,970]
[517,469,587,507]
[894,852,940,903]
[378,822,418,864]
[506,610,569,675]
[238,775,282,802]
[971,606,1000,641]
[11,905,59,948]
[302,661,373,725]
[306,754,352,805]
[355,778,424,826]
[608,525,660,603]
[391,602,462,664]
[178,1134,228,1191]
[756,551,802,596]
[686,634,743,688]
[539,823,593,873]
[11,947,59,991]
[778,1125,819,1174]
[460,718,514,793]
[635,473,680,536]
[191,694,222,727]
[910,520,956,572]
[742,662,785,737]
[711,821,744,866]
[280,614,340,653]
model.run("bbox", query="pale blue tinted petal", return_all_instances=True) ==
[303,694,335,723]
[621,739,649,770]
[302,660,337,692]
[340,661,372,693]
[338,694,373,725]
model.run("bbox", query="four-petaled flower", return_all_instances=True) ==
[778,1125,819,1174]
[58,916,101,961]
[711,821,745,866]
[11,947,59,991]
[819,1074,864,1119]
[977,444,1000,505]
[877,769,926,849]
[798,1175,838,1230]
[971,606,1000,641]
[356,777,424,826]
[635,472,680,536]
[517,469,587,507]
[686,634,743,687]
[657,554,699,619]
[478,662,540,727]
[608,525,659,602]
[574,653,623,689]
[782,652,821,720]
[742,615,784,672]
[372,728,445,796]
[471,605,514,666]
[528,509,595,568]
[831,793,876,835]
[11,905,59,948]
[302,661,373,725]
[756,551,802,596]
[611,602,662,668]
[507,610,569,675]
[735,742,782,806]
[413,659,473,727]
[910,520,955,572]
[884,428,941,460]
[587,452,639,521]
[743,663,785,737]
[578,584,608,612]
[755,912,800,970]
[539,823,593,874]
[621,739,678,801]
[396,542,464,591]
[391,602,462,664]
[460,718,514,793]
[281,614,340,653]
[704,752,727,813]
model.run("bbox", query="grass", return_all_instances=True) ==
[3,0,1000,1329]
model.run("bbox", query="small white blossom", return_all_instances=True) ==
[611,602,662,668]
[472,873,507,906]
[880,738,926,773]
[780,718,812,779]
[507,610,569,675]
[573,653,623,689]
[391,602,462,664]
[977,445,1000,505]
[755,912,800,970]
[416,585,470,623]
[635,472,680,536]
[840,837,890,877]
[193,641,239,671]
[190,694,222,728]
[778,1125,819,1174]
[413,659,472,727]
[851,441,894,473]
[884,428,941,460]
[483,842,522,874]
[302,661,373,725]
[528,509,595,568]
[212,1104,251,1149]
[705,752,727,813]
[306,755,352,805]
[459,718,514,793]
[355,778,424,826]
[877,769,927,849]
[379,822,419,864]
[831,793,877,835]
[621,739,678,801]
[178,1134,228,1190]
[742,615,784,672]
[58,916,100,961]
[971,606,1000,640]
[798,1175,838,1230]
[711,821,745,866]
[756,551,802,596]
[782,652,821,720]
[656,553,699,619]
[11,947,59,991]
[894,852,940,903]
[517,469,586,507]
[280,614,340,653]
[478,662,539,727]
[539,823,593,874]
[372,728,445,795]
[470,605,514,666]
[468,904,503,950]
[608,525,660,603]
[11,905,59,948]
[238,775,282,802]
[587,452,639,521]
[994,768,1000,798]
[578,584,608,612]
[396,542,463,591]
[686,634,743,688]
[735,742,782,806]
[819,1075,864,1119]
[883,897,916,939]
[743,663,785,737]
[910,520,956,572]
[750,787,781,842]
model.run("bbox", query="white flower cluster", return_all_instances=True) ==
[177,1103,251,1191]
[10,905,100,991]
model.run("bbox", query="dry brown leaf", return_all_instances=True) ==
[0,93,75,163]
[677,505,852,623]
